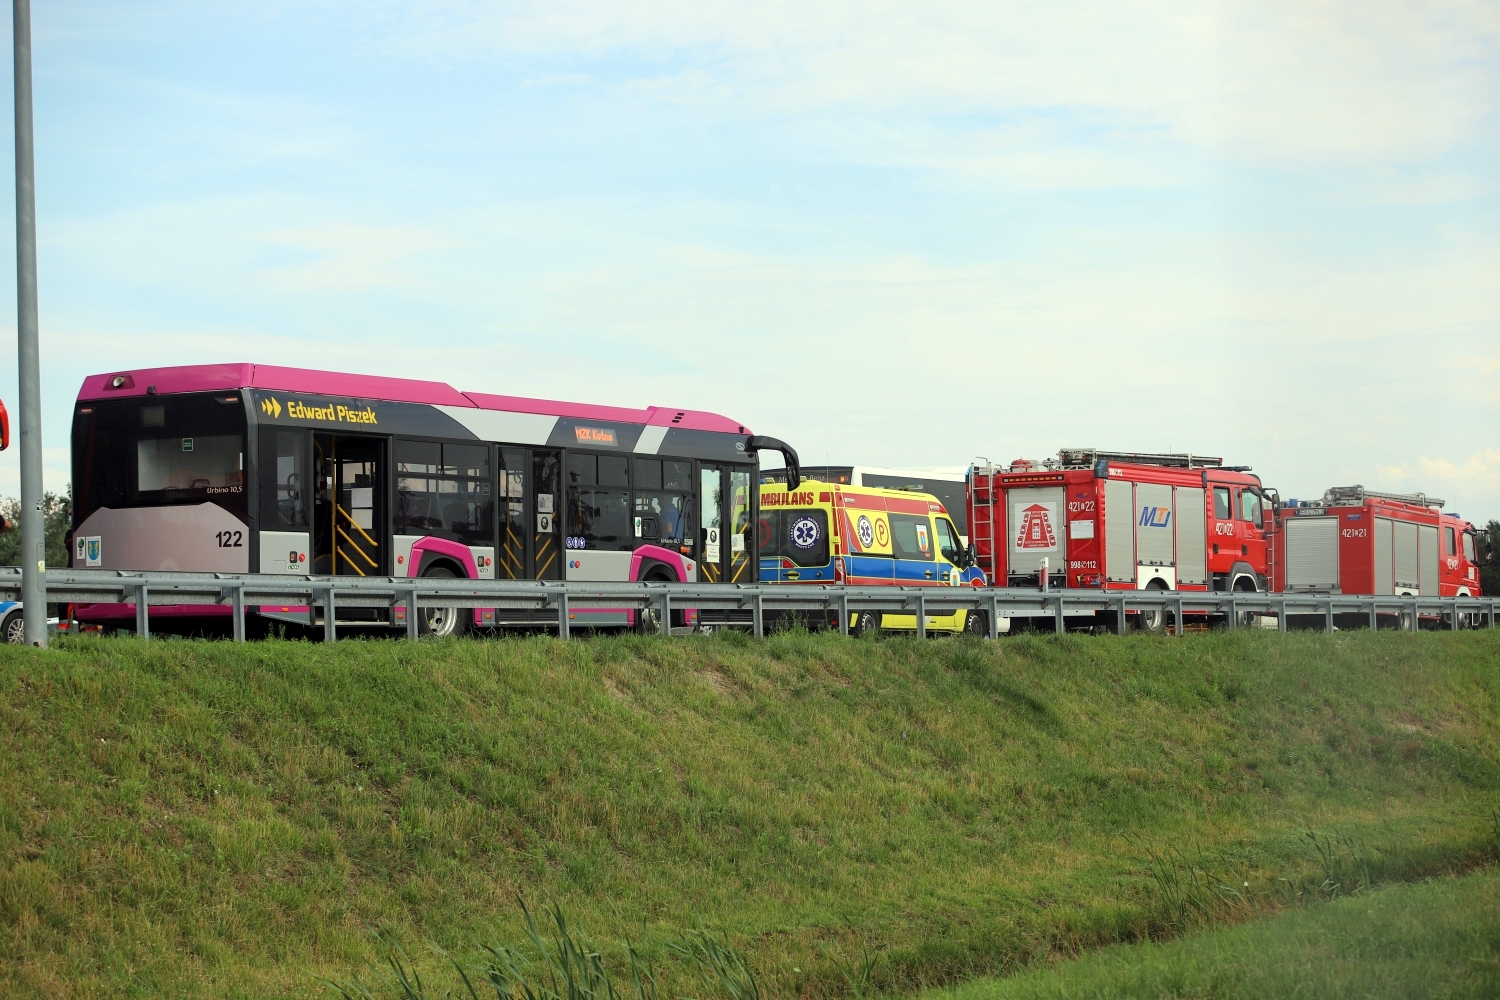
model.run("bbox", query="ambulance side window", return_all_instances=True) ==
[934,517,962,563]
[890,514,934,560]
[1213,487,1232,520]
[760,509,830,567]
[1240,490,1263,529]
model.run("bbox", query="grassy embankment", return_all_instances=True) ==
[0,629,1497,998]
[927,868,1500,1000]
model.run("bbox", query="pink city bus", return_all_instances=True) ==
[69,363,799,635]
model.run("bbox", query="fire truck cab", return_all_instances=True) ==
[968,449,1274,599]
[1270,486,1484,600]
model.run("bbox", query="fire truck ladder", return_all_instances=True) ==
[1321,485,1445,509]
[968,458,999,584]
[1057,448,1227,470]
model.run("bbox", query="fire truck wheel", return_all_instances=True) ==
[963,610,989,637]
[853,611,883,638]
[417,566,464,638]
[1137,584,1169,632]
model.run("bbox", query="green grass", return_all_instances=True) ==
[0,629,1497,998]
[926,868,1500,1000]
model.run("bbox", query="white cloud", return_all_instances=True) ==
[337,0,1500,167]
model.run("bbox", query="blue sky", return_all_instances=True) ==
[1,1,1497,520]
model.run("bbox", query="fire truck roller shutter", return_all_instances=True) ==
[1419,524,1439,596]
[1394,521,1420,594]
[1008,486,1064,577]
[1134,482,1174,568]
[1375,518,1395,595]
[1176,487,1206,586]
[1284,516,1339,591]
[1105,479,1135,584]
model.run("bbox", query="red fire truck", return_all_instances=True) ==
[968,449,1274,626]
[1270,486,1484,619]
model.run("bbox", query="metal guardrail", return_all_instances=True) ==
[0,568,1495,642]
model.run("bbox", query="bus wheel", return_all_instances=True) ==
[418,567,463,638]
[634,607,661,635]
[963,610,989,637]
[853,611,882,639]
[3,608,24,644]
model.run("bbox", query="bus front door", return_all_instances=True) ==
[697,464,756,583]
[498,447,562,581]
[699,465,725,582]
[313,434,386,577]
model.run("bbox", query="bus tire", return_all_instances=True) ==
[853,610,882,639]
[3,608,24,645]
[963,610,988,637]
[418,567,464,638]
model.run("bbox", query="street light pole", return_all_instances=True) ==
[13,0,46,647]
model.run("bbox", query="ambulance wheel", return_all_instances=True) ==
[853,611,883,638]
[963,610,989,637]
[3,609,24,645]
[418,567,464,638]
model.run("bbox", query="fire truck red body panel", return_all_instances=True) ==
[1270,488,1483,598]
[969,451,1271,593]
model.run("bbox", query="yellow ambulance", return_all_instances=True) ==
[759,480,989,635]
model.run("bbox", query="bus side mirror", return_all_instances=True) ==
[0,398,9,451]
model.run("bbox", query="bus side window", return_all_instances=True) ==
[262,430,307,527]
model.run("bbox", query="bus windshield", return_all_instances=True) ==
[73,393,248,523]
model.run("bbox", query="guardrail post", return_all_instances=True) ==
[1368,598,1378,632]
[752,592,764,638]
[1173,595,1183,637]
[557,590,570,640]
[135,583,149,641]
[838,592,849,636]
[1450,599,1459,632]
[1489,600,1495,629]
[323,587,337,643]
[1225,593,1237,630]
[1324,600,1333,634]
[405,587,419,640]
[1055,594,1066,634]
[223,584,246,643]
[988,591,1000,640]
[659,591,671,637]
[915,593,926,638]
[1277,596,1287,633]
[1115,592,1127,636]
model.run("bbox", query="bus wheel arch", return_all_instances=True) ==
[634,558,682,583]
